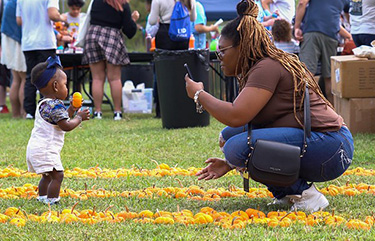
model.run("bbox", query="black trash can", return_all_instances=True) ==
[154,49,210,129]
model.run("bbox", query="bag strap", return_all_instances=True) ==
[243,84,311,191]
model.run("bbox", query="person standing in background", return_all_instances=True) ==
[16,0,67,119]
[1,0,27,118]
[149,0,196,50]
[82,0,139,120]
[294,0,350,104]
[191,1,219,49]
[349,0,375,47]
[145,0,159,38]
[269,0,295,23]
[148,0,196,118]
[0,0,10,114]
[62,0,86,42]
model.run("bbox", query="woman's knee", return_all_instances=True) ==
[222,140,246,168]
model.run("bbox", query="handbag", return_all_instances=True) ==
[243,84,311,190]
[74,0,93,48]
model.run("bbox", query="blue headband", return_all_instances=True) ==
[33,56,63,90]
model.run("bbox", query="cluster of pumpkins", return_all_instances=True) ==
[1,205,373,230]
[1,182,374,202]
[1,165,373,179]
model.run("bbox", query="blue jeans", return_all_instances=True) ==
[221,126,354,199]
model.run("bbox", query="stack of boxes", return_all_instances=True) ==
[331,55,375,134]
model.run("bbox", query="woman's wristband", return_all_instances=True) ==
[194,89,204,114]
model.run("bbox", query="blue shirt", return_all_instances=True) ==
[1,0,22,43]
[303,0,350,40]
[191,2,206,49]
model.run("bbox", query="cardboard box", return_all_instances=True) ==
[331,55,375,98]
[334,95,375,134]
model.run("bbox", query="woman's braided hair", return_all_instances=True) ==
[221,0,333,127]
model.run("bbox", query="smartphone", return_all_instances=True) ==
[184,63,194,80]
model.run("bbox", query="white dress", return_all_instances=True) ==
[26,99,65,174]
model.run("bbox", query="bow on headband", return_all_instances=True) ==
[33,56,63,90]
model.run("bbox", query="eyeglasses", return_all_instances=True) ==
[215,45,234,61]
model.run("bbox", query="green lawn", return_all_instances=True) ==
[0,110,374,240]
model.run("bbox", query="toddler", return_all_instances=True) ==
[272,19,300,54]
[26,55,90,205]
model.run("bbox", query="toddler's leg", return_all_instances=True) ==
[38,174,52,196]
[47,169,64,198]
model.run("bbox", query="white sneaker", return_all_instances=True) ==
[25,113,34,119]
[93,112,102,119]
[288,184,329,212]
[36,195,47,203]
[45,197,61,205]
[113,112,122,121]
[267,196,293,206]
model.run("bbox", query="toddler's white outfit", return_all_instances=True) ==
[26,99,65,174]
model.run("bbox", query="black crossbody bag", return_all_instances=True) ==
[243,85,311,191]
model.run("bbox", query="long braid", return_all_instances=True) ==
[231,0,333,127]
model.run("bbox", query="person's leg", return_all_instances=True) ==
[298,32,320,76]
[0,84,6,107]
[9,70,23,118]
[23,51,39,117]
[106,62,123,113]
[18,72,26,117]
[90,61,106,113]
[320,33,338,104]
[47,169,64,198]
[219,126,247,151]
[222,127,311,198]
[23,50,55,117]
[38,173,52,196]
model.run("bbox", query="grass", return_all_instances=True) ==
[0,109,375,240]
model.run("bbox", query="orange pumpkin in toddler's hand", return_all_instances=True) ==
[72,92,82,108]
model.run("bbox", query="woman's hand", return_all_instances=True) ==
[185,74,204,99]
[196,158,233,180]
[132,11,140,22]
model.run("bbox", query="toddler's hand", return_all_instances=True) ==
[76,108,90,121]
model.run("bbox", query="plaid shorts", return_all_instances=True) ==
[82,24,130,65]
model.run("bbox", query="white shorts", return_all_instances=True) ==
[26,145,64,174]
[1,34,27,72]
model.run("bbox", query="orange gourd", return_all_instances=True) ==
[72,92,82,108]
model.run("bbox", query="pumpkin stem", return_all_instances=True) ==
[71,201,79,214]
[280,211,292,222]
[125,205,129,212]
[105,205,114,213]
[151,159,159,167]
[231,216,239,226]
[175,178,184,188]
[84,183,87,191]
[22,210,29,220]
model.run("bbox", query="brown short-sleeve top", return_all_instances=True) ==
[245,58,343,132]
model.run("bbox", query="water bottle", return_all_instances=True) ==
[189,34,195,50]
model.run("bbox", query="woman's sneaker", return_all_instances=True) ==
[113,112,122,121]
[267,196,293,206]
[288,184,329,212]
[93,111,102,119]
